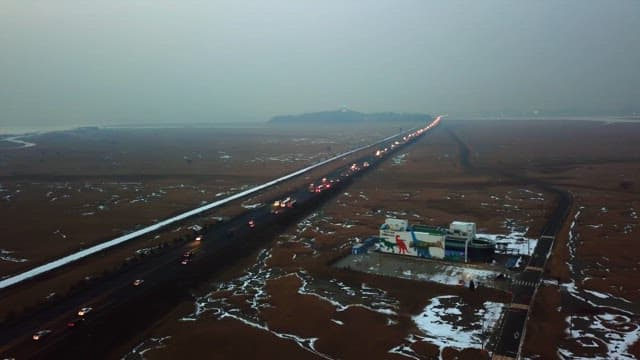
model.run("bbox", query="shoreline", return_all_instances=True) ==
[1,135,37,149]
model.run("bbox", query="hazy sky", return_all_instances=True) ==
[1,1,639,132]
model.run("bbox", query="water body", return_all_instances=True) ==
[1,136,37,149]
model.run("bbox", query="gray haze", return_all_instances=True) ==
[1,0,639,133]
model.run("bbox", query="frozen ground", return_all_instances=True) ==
[176,249,399,359]
[556,205,640,359]
[0,249,28,264]
[477,219,538,257]
[405,295,504,356]
[158,247,508,359]
[557,310,640,359]
[121,336,171,360]
[388,296,505,360]
[130,208,509,359]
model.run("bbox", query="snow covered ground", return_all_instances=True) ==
[121,336,171,360]
[413,295,504,349]
[558,311,640,359]
[0,249,28,264]
[178,249,401,359]
[477,220,538,256]
[388,295,505,359]
[556,205,640,359]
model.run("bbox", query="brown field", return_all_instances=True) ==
[2,119,639,359]
[0,123,407,276]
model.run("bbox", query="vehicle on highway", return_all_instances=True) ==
[248,219,256,228]
[270,197,296,214]
[195,235,202,241]
[32,330,52,341]
[67,317,85,328]
[271,200,283,214]
[133,279,144,286]
[77,307,92,316]
[181,258,190,265]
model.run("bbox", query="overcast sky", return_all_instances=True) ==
[1,0,639,132]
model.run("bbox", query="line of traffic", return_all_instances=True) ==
[0,117,441,290]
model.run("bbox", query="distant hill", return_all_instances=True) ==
[268,109,432,124]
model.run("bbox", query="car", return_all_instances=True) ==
[195,235,202,241]
[133,279,144,286]
[77,307,92,316]
[181,259,190,265]
[67,317,85,328]
[32,330,52,341]
[248,219,256,228]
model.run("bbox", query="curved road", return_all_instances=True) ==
[444,124,573,359]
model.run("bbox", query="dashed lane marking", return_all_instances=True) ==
[512,280,536,287]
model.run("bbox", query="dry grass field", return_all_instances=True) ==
[2,119,639,359]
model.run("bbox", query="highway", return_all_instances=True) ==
[0,117,442,359]
[0,119,441,291]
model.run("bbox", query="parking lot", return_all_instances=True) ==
[334,250,515,292]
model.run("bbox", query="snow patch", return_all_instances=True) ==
[559,311,640,359]
[0,249,28,263]
[408,296,505,356]
[122,336,171,359]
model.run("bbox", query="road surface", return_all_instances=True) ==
[0,118,442,359]
[491,187,572,359]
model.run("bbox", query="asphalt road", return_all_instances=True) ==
[492,187,572,359]
[443,125,574,359]
[0,122,441,359]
